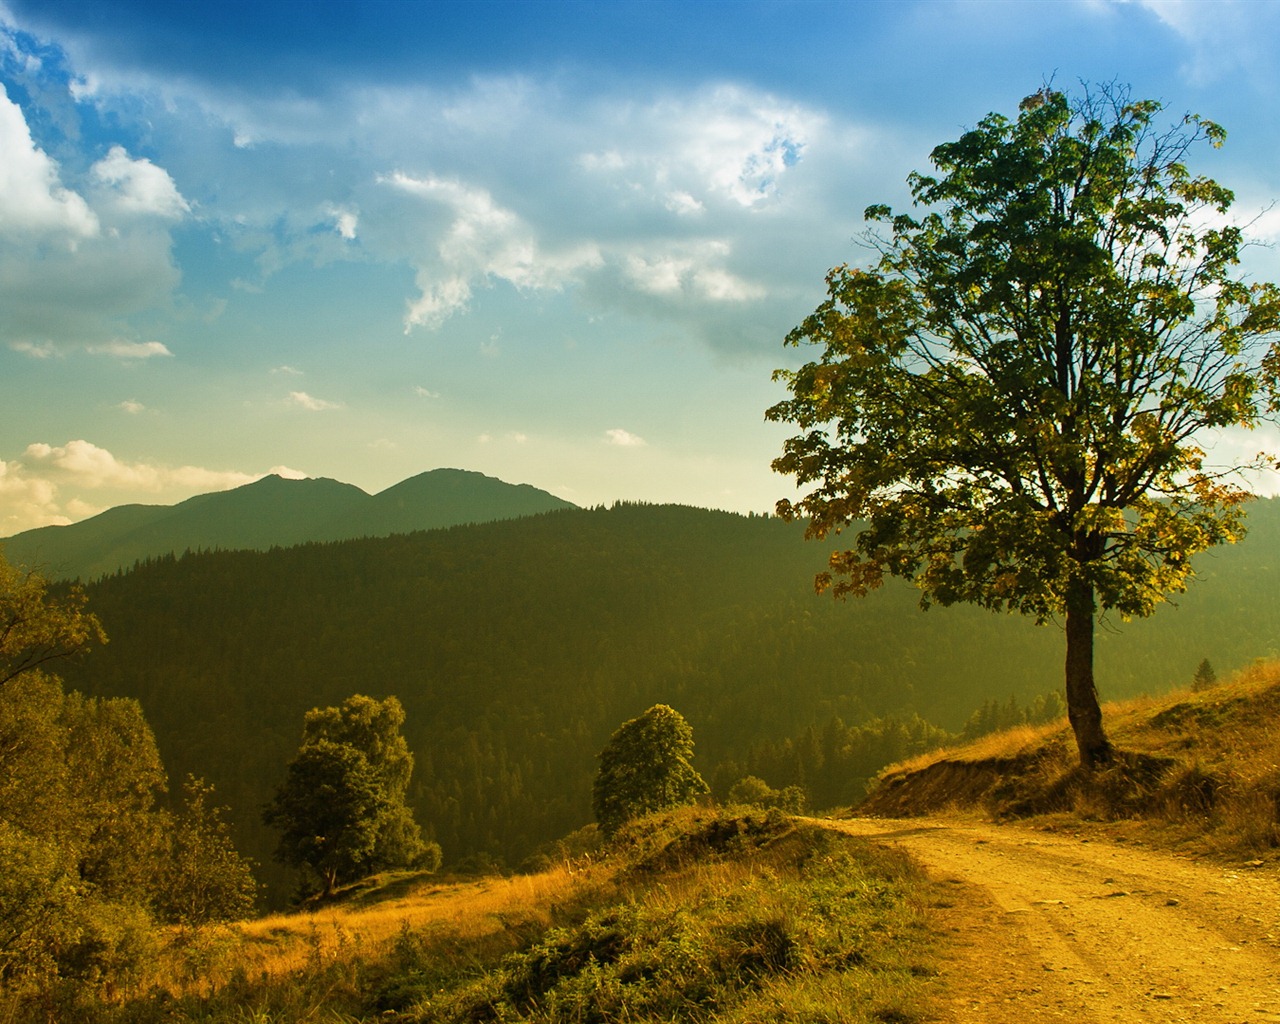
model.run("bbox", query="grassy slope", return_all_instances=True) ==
[860,659,1280,862]
[45,809,940,1024]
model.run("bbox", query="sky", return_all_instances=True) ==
[4,0,1280,534]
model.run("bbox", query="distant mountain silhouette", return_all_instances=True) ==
[2,468,577,580]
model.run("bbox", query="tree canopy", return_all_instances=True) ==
[769,84,1280,766]
[593,704,709,836]
[0,552,104,687]
[264,694,437,897]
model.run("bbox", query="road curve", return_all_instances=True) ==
[823,816,1280,1024]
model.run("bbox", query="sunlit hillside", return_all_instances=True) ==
[861,659,1280,862]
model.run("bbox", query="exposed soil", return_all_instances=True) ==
[825,815,1280,1024]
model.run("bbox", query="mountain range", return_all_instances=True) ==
[1,468,576,580]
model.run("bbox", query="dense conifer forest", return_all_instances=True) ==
[46,499,1280,904]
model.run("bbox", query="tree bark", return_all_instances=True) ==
[1064,576,1113,768]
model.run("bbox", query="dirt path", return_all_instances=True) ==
[825,816,1280,1024]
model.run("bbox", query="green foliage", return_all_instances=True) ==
[594,705,709,836]
[0,550,105,686]
[156,776,259,925]
[302,694,432,872]
[0,670,167,904]
[264,695,436,896]
[264,739,388,896]
[405,813,933,1024]
[727,775,806,812]
[769,83,1280,766]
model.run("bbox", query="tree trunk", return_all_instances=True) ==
[1064,577,1112,768]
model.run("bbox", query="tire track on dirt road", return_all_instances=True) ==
[825,816,1280,1023]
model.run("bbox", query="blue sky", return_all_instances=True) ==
[3,0,1280,533]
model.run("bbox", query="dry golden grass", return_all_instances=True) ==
[155,858,616,998]
[860,659,1280,861]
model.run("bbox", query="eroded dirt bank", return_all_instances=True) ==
[826,816,1280,1024]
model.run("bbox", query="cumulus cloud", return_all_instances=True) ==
[0,81,187,356]
[10,340,58,358]
[0,25,849,359]
[0,82,98,239]
[0,441,310,533]
[288,390,342,411]
[385,172,603,330]
[413,385,440,398]
[90,146,190,220]
[117,400,145,414]
[324,203,358,240]
[0,458,66,533]
[578,85,817,211]
[606,428,647,447]
[623,241,764,303]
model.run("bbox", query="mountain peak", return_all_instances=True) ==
[3,469,576,580]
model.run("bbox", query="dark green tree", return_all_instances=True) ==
[1192,658,1218,692]
[301,694,431,871]
[263,739,387,897]
[593,704,709,836]
[264,694,436,896]
[769,84,1280,767]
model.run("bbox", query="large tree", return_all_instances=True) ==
[768,85,1280,767]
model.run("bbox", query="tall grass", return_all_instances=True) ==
[864,659,1280,860]
[19,808,939,1024]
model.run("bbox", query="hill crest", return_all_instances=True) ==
[2,467,576,580]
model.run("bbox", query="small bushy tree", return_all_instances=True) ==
[593,704,709,836]
[264,694,437,897]
[157,777,259,925]
[263,740,387,897]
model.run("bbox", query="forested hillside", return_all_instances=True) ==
[49,499,1280,903]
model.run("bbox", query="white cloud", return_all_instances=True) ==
[578,85,818,210]
[288,390,342,411]
[0,82,98,239]
[0,458,66,533]
[90,145,190,220]
[86,339,173,359]
[0,441,311,532]
[623,242,764,302]
[413,385,440,398]
[10,340,58,358]
[0,82,186,356]
[117,399,144,414]
[384,172,603,330]
[606,428,647,447]
[324,204,358,240]
[271,364,304,375]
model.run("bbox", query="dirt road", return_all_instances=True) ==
[827,816,1280,1024]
